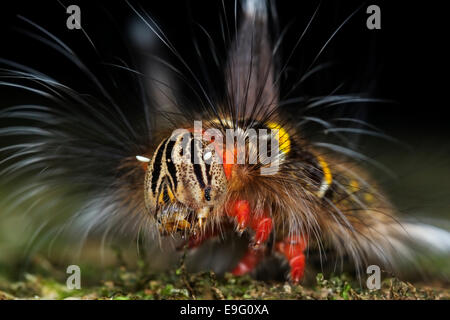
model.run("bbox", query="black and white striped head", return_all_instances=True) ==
[143,131,227,232]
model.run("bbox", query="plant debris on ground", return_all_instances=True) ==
[0,261,448,300]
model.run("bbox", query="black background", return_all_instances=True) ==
[0,0,448,136]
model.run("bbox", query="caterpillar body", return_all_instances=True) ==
[0,0,449,284]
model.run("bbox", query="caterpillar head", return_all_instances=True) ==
[143,132,227,234]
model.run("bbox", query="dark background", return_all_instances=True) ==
[0,0,448,134]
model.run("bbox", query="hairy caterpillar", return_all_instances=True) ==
[0,0,449,284]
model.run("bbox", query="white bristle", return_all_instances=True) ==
[136,155,150,162]
[243,0,267,17]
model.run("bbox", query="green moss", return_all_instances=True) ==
[0,262,448,300]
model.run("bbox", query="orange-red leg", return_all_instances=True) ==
[228,200,251,232]
[250,215,273,247]
[227,200,274,276]
[227,200,273,247]
[275,235,307,283]
[231,247,264,276]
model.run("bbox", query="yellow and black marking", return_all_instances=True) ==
[313,159,377,210]
[316,155,333,198]
[158,182,176,206]
[266,122,291,155]
[144,131,227,233]
[210,119,292,161]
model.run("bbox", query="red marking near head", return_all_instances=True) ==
[219,144,236,180]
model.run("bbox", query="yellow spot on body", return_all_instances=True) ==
[364,193,374,203]
[316,155,333,198]
[267,122,291,154]
[349,180,360,193]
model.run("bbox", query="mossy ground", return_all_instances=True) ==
[0,257,448,300]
